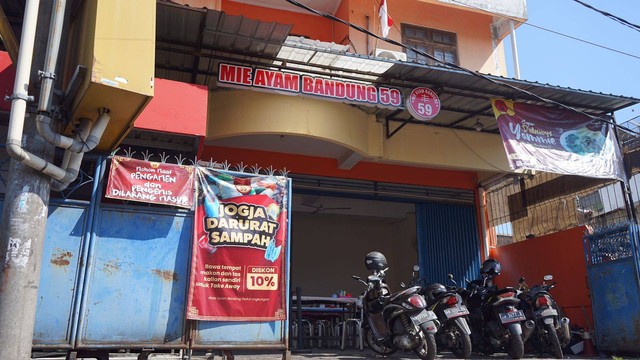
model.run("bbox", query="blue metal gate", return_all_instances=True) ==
[33,201,90,348]
[417,202,481,286]
[75,204,193,349]
[26,158,290,352]
[584,223,640,353]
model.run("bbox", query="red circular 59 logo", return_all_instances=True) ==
[406,87,441,121]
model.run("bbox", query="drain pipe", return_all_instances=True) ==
[35,0,109,154]
[7,0,110,188]
[51,117,92,191]
[5,0,68,180]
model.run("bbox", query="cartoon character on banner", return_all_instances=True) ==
[197,168,285,262]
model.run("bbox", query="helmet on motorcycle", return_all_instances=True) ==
[425,283,447,300]
[364,251,388,271]
[480,258,501,277]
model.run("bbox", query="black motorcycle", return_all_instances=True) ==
[462,276,527,359]
[517,275,571,359]
[408,268,472,358]
[353,252,438,360]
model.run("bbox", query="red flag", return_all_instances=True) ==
[379,0,393,37]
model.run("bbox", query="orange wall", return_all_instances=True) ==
[134,78,208,136]
[220,1,500,72]
[0,51,15,111]
[202,146,478,190]
[490,226,593,330]
[221,1,336,42]
[346,0,497,71]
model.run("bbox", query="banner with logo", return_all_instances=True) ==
[186,167,289,321]
[105,156,195,208]
[491,99,625,181]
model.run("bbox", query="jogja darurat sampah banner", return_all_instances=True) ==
[187,167,289,321]
[491,99,625,181]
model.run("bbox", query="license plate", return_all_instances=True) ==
[534,308,558,319]
[498,310,526,324]
[411,309,437,326]
[443,305,470,319]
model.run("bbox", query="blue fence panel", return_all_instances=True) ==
[33,202,89,347]
[192,321,286,349]
[417,202,481,286]
[76,205,192,348]
[585,223,640,353]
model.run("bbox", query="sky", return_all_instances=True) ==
[503,0,640,128]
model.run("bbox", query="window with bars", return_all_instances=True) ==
[401,24,458,65]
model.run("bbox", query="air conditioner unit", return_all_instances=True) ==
[374,48,407,62]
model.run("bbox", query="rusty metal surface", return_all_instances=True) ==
[75,205,193,348]
[585,223,640,352]
[33,202,89,347]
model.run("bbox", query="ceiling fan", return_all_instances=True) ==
[301,203,352,214]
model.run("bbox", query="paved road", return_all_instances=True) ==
[192,348,621,360]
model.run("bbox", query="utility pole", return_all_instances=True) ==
[0,1,55,358]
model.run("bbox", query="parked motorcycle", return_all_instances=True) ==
[405,266,472,358]
[461,259,527,359]
[423,273,473,359]
[352,251,438,360]
[517,275,571,359]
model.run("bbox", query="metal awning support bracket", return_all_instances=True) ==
[385,109,408,139]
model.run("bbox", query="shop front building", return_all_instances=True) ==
[1,0,639,357]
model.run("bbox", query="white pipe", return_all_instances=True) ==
[510,20,521,79]
[37,0,65,112]
[4,0,70,180]
[34,0,108,154]
[7,0,111,189]
[51,118,92,191]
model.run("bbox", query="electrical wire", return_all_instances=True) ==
[523,22,640,61]
[445,0,640,61]
[282,0,638,135]
[571,0,640,33]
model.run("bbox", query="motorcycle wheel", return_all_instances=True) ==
[365,327,396,355]
[545,323,563,359]
[506,329,524,359]
[414,331,437,360]
[450,322,472,359]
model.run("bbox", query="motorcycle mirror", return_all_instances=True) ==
[544,275,553,281]
[400,282,406,288]
[352,275,361,281]
[412,265,420,272]
[519,277,525,283]
[447,274,457,285]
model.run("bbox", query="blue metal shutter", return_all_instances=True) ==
[417,202,481,286]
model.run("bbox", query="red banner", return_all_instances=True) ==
[105,156,195,209]
[187,167,289,321]
[217,62,404,108]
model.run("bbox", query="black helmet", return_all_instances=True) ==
[425,283,447,300]
[365,251,388,271]
[480,258,501,277]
